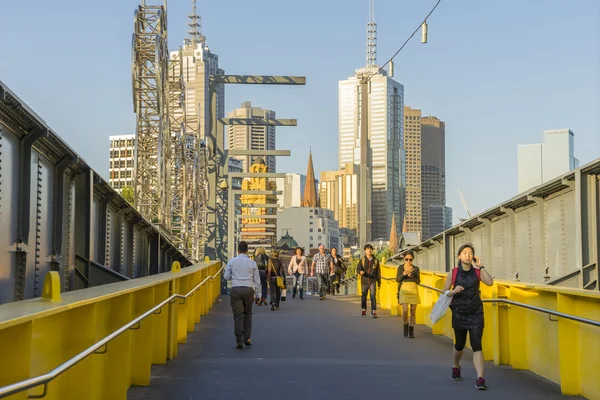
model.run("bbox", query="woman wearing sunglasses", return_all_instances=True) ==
[396,250,421,338]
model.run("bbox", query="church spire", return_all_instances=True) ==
[389,213,399,253]
[402,216,408,233]
[302,150,318,207]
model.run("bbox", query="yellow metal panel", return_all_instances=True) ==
[29,312,69,400]
[525,291,560,383]
[97,294,134,400]
[573,295,600,399]
[60,304,97,400]
[176,276,189,343]
[131,287,155,386]
[507,287,530,370]
[186,274,197,332]
[167,280,179,359]
[151,282,169,365]
[0,322,32,400]
[557,293,581,396]
[193,271,202,324]
[494,285,510,365]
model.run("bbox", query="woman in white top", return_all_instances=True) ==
[288,247,308,299]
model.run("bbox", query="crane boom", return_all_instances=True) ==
[457,187,473,219]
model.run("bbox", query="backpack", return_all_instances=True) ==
[451,266,480,289]
[256,254,268,270]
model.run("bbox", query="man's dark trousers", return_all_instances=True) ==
[361,281,377,311]
[230,287,254,344]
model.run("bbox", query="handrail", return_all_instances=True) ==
[0,265,224,399]
[418,284,600,328]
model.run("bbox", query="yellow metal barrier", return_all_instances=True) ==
[378,263,600,400]
[0,261,222,400]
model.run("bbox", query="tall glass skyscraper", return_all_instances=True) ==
[338,67,405,241]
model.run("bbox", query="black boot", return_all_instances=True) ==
[299,289,304,299]
[409,325,415,338]
[403,323,409,337]
[292,287,297,299]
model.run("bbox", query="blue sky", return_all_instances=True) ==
[1,0,598,222]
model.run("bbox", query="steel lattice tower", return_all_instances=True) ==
[132,2,171,229]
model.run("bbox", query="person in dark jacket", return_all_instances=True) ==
[443,244,494,390]
[357,244,381,318]
[396,250,421,338]
[329,247,346,295]
[266,250,286,311]
[254,247,269,306]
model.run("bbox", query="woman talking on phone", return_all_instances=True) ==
[443,244,493,390]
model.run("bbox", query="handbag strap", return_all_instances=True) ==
[270,260,279,278]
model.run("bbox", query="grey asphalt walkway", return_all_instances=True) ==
[128,294,581,400]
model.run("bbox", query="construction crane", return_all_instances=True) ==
[457,187,473,221]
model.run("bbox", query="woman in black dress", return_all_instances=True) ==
[443,244,494,390]
[329,247,346,295]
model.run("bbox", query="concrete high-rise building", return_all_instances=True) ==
[109,134,135,191]
[319,164,360,233]
[404,106,422,234]
[275,174,306,209]
[169,26,224,142]
[277,207,339,252]
[227,101,276,172]
[421,116,447,240]
[518,129,579,193]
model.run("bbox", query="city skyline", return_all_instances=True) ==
[1,0,598,224]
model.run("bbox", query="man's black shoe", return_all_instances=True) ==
[236,344,243,349]
[244,339,252,347]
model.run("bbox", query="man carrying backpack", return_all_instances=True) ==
[357,244,381,318]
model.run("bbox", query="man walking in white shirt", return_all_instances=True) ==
[224,241,261,349]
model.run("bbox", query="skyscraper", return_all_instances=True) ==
[275,174,306,208]
[169,3,224,142]
[109,135,135,192]
[227,101,276,173]
[518,129,579,193]
[320,165,360,233]
[421,115,447,239]
[404,106,422,234]
[338,6,404,241]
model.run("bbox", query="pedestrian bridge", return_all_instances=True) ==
[1,73,600,400]
[1,261,598,400]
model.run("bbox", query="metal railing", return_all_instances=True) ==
[0,265,224,399]
[418,284,600,328]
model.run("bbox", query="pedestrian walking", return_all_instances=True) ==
[254,247,269,306]
[396,250,421,338]
[443,243,494,390]
[267,250,286,311]
[224,241,261,349]
[310,244,332,300]
[288,247,308,299]
[357,244,381,317]
[329,247,346,295]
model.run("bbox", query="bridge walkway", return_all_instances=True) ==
[127,294,574,400]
